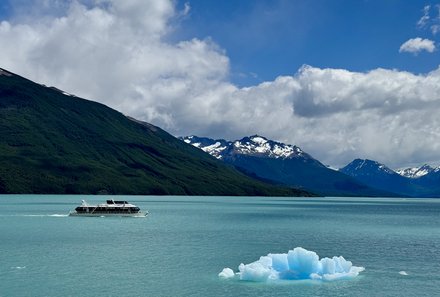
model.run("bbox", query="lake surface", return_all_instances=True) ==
[0,195,439,297]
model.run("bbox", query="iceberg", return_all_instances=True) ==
[218,268,235,279]
[219,247,364,282]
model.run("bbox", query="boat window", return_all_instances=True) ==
[114,201,128,204]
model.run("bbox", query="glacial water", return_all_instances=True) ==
[0,195,439,297]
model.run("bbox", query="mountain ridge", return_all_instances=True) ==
[182,135,394,197]
[183,135,309,160]
[396,164,438,179]
[0,67,311,196]
[340,159,440,197]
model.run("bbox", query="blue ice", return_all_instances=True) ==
[219,247,364,282]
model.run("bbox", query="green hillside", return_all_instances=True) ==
[0,68,311,196]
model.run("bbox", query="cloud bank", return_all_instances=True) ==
[219,247,365,282]
[1,0,440,168]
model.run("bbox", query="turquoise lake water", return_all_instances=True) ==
[0,195,439,297]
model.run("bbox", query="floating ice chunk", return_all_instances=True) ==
[219,247,364,282]
[399,271,409,276]
[218,268,235,279]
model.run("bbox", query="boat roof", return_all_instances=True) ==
[106,200,129,204]
[80,200,137,207]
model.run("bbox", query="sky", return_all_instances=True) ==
[0,0,440,168]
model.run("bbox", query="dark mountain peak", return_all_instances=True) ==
[340,159,396,176]
[0,68,13,77]
[339,158,422,196]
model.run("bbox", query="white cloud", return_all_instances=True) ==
[416,3,440,35]
[181,2,191,17]
[417,5,431,28]
[432,4,440,35]
[399,37,436,54]
[1,1,440,168]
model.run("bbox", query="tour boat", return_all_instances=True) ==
[69,200,148,217]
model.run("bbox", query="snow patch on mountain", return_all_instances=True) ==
[203,142,228,159]
[235,135,307,159]
[182,135,228,159]
[250,136,267,145]
[396,164,434,178]
[181,135,308,160]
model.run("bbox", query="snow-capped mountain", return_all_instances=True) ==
[182,135,309,160]
[396,164,435,179]
[182,136,229,159]
[181,136,391,197]
[231,135,307,159]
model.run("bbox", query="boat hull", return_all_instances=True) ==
[69,211,148,217]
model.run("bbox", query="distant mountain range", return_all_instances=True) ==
[340,159,440,197]
[183,135,440,198]
[0,67,311,196]
[181,135,392,197]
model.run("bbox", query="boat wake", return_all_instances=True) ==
[0,214,70,217]
[24,214,69,217]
